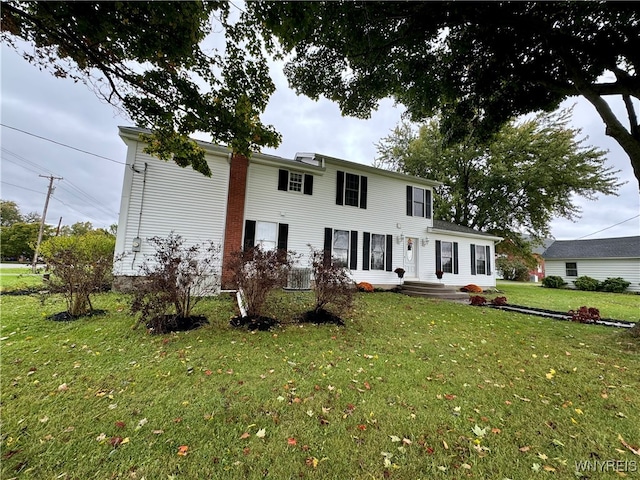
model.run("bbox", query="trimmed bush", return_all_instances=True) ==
[357,282,374,293]
[573,276,601,291]
[39,232,115,317]
[542,275,566,289]
[461,284,483,293]
[599,277,630,293]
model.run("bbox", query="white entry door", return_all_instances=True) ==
[404,237,419,278]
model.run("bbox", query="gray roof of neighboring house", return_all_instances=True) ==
[432,220,501,239]
[542,236,640,259]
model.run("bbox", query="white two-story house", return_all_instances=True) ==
[114,126,501,290]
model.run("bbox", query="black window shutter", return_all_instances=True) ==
[278,169,288,191]
[486,245,492,275]
[303,174,313,195]
[362,232,370,270]
[336,171,344,205]
[350,231,358,269]
[324,228,332,254]
[277,223,289,250]
[425,189,432,219]
[359,176,368,209]
[406,186,413,216]
[453,242,459,274]
[435,240,442,271]
[385,234,393,271]
[470,244,477,275]
[243,220,256,251]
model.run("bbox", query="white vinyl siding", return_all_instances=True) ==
[545,258,640,293]
[114,139,229,276]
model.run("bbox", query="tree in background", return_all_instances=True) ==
[247,2,640,187]
[0,199,48,261]
[1,200,23,226]
[374,109,621,259]
[0,222,50,261]
[2,1,280,175]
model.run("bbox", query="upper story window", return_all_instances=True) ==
[336,171,367,209]
[278,169,313,195]
[406,186,432,219]
[565,262,578,277]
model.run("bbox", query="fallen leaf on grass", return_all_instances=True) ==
[618,434,640,456]
[306,457,319,468]
[256,428,266,438]
[287,438,297,446]
[177,445,188,456]
[519,446,530,452]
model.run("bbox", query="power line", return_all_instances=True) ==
[2,147,119,218]
[575,214,640,239]
[1,123,126,165]
[1,180,46,196]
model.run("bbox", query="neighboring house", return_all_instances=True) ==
[113,126,502,290]
[529,238,555,282]
[542,236,640,293]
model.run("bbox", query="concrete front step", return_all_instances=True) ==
[400,281,470,301]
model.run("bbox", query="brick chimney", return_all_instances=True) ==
[222,153,249,288]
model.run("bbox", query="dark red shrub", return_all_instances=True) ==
[357,282,374,293]
[469,295,487,306]
[568,306,600,324]
[491,296,508,306]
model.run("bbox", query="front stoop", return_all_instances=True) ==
[400,281,470,301]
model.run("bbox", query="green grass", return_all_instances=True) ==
[494,281,640,323]
[1,290,638,479]
[0,267,45,293]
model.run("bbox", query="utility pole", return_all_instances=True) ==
[32,175,62,273]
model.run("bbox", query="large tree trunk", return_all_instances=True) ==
[578,89,640,189]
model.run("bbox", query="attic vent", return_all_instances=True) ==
[286,268,312,290]
[294,153,319,166]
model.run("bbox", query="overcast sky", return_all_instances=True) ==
[1,37,638,241]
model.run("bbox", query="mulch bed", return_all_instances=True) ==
[230,315,278,331]
[47,309,108,322]
[298,308,345,326]
[145,315,209,334]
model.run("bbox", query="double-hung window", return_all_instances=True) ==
[332,229,350,267]
[324,228,359,269]
[470,244,492,276]
[435,240,459,274]
[565,262,578,277]
[243,220,289,251]
[406,186,432,218]
[336,171,367,209]
[370,234,386,270]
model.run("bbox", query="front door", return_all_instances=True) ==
[404,237,419,278]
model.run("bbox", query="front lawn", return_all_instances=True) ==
[1,291,638,479]
[495,280,640,323]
